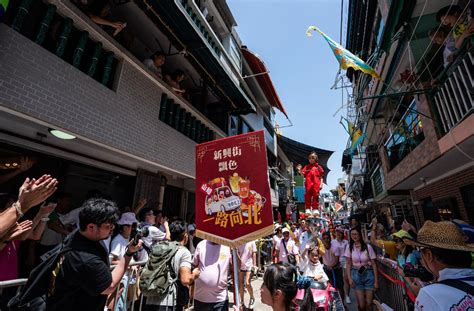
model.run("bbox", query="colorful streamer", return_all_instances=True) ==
[306,26,381,80]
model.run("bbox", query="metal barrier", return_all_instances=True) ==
[109,259,147,311]
[374,259,411,311]
[0,260,148,311]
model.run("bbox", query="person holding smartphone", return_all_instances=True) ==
[345,227,378,311]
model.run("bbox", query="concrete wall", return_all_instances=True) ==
[0,25,196,177]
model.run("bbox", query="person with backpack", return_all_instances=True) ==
[11,198,142,311]
[403,221,474,311]
[143,221,200,311]
[193,239,232,310]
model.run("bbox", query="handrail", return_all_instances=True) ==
[47,0,226,138]
[0,278,28,289]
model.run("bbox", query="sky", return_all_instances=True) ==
[228,0,348,191]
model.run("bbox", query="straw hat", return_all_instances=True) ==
[403,221,474,252]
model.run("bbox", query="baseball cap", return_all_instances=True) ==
[187,224,196,232]
[117,212,138,226]
[282,228,290,234]
[392,229,412,240]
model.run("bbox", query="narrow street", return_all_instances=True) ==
[0,0,473,310]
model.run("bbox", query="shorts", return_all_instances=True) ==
[194,299,229,311]
[351,267,375,290]
[240,269,251,273]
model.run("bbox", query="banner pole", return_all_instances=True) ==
[232,248,241,309]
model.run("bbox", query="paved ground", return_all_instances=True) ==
[227,276,359,311]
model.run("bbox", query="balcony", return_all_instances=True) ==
[136,0,255,112]
[384,100,425,169]
[5,0,118,89]
[4,0,225,144]
[431,47,473,136]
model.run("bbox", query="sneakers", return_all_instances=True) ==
[345,295,352,304]
[248,297,255,309]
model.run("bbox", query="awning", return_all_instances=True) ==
[241,47,288,118]
[137,0,255,111]
[277,135,333,184]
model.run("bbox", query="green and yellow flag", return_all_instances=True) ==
[306,26,381,80]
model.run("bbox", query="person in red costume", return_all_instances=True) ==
[296,151,324,212]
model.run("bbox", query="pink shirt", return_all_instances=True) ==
[332,239,348,254]
[193,240,231,303]
[344,244,376,268]
[0,241,20,281]
[276,238,299,263]
[272,234,281,247]
[322,242,341,268]
[332,239,349,266]
[237,241,257,270]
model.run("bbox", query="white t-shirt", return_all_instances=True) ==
[141,225,166,249]
[237,241,257,270]
[276,239,299,264]
[299,257,329,282]
[110,234,129,258]
[415,268,474,311]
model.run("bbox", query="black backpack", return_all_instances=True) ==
[7,236,73,311]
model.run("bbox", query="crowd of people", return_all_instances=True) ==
[1,168,474,311]
[262,212,474,311]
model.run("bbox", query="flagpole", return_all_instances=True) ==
[232,248,242,309]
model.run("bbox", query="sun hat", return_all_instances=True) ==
[403,221,474,252]
[392,229,412,240]
[117,212,138,225]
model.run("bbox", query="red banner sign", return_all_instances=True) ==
[195,130,273,248]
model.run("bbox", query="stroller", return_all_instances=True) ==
[294,277,344,311]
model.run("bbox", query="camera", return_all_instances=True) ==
[403,263,434,282]
[131,224,149,246]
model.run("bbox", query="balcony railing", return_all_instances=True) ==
[159,93,215,143]
[384,100,425,169]
[5,0,225,142]
[432,48,473,136]
[8,0,117,89]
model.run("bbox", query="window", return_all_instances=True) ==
[385,99,425,168]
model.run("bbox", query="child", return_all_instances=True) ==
[299,243,329,284]
[296,151,325,214]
